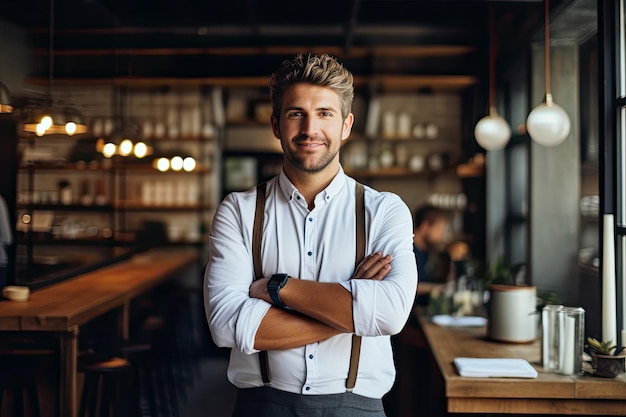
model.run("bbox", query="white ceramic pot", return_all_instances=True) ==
[488,284,537,343]
[3,285,30,302]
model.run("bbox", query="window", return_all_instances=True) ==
[599,0,625,344]
[616,0,626,343]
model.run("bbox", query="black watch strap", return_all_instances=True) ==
[267,273,289,308]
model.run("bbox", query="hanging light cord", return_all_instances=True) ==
[488,5,496,111]
[544,0,551,96]
[48,0,54,95]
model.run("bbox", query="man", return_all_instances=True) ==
[204,53,417,416]
[412,204,451,301]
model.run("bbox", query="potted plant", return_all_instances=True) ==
[586,337,626,378]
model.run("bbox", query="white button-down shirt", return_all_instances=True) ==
[204,167,418,399]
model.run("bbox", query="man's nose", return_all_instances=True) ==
[300,116,320,136]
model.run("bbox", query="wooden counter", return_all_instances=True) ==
[0,246,200,417]
[416,312,626,415]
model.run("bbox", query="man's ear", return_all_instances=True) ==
[271,116,281,139]
[342,113,354,141]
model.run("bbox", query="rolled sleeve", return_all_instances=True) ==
[204,192,270,354]
[349,194,418,337]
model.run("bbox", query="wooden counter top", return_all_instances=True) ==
[0,246,200,332]
[417,312,626,415]
[0,246,201,417]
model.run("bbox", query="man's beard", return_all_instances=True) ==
[283,134,339,173]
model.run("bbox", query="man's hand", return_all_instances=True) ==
[251,251,394,346]
[352,251,392,280]
[250,251,392,302]
[249,277,271,303]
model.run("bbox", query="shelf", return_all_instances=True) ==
[354,136,455,144]
[119,164,211,174]
[114,202,212,211]
[581,214,599,224]
[17,203,114,212]
[345,167,456,179]
[141,134,214,142]
[579,263,599,277]
[17,236,116,246]
[25,74,478,92]
[456,163,485,178]
[19,162,112,171]
[17,232,208,245]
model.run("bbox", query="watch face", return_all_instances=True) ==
[270,274,288,288]
[268,274,288,308]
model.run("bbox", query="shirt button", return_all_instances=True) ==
[308,217,313,222]
[305,386,311,391]
[307,251,312,256]
[309,354,314,359]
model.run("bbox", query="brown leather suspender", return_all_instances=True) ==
[253,182,271,384]
[252,181,366,390]
[347,181,365,391]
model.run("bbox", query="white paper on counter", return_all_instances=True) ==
[432,315,487,327]
[454,357,538,378]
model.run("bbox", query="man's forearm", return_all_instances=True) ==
[254,306,343,350]
[279,279,355,332]
[249,252,393,337]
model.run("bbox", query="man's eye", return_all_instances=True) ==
[320,111,333,117]
[287,111,303,118]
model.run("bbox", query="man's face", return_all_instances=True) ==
[271,83,353,175]
[425,218,448,250]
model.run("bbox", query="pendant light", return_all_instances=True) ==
[0,81,13,113]
[474,5,511,151]
[526,0,570,147]
[98,37,153,160]
[98,85,152,159]
[22,0,88,136]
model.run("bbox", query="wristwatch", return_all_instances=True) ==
[267,273,289,308]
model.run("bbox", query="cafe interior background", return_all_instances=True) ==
[0,0,624,415]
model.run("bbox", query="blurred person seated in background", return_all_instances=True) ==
[412,204,469,305]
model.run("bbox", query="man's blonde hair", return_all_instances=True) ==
[268,53,354,120]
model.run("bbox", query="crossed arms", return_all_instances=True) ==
[204,188,418,355]
[248,252,392,350]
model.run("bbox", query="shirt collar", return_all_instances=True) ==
[277,166,348,206]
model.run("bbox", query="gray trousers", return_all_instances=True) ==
[232,387,386,417]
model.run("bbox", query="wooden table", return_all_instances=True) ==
[0,246,200,417]
[416,312,626,416]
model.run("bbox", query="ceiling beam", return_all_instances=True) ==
[30,45,476,58]
[23,74,478,90]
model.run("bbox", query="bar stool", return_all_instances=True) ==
[118,342,159,417]
[0,353,42,417]
[141,315,181,417]
[78,357,133,417]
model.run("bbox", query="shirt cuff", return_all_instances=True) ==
[235,298,272,355]
[346,279,377,336]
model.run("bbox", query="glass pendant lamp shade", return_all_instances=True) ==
[0,81,13,113]
[526,0,570,147]
[527,93,570,147]
[474,5,510,152]
[475,107,511,151]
